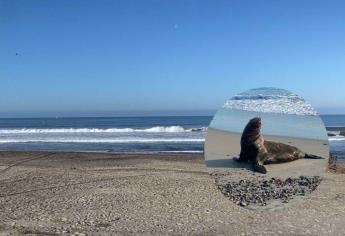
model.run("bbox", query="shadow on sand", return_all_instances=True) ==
[205,157,254,171]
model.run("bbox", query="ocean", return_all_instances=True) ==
[212,87,327,141]
[322,115,345,159]
[0,115,344,158]
[0,116,210,153]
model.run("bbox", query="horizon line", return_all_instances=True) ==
[0,113,345,119]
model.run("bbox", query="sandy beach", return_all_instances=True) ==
[0,151,345,235]
[205,128,329,178]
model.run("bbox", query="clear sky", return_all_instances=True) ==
[1,0,345,117]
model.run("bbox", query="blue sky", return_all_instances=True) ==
[1,0,345,117]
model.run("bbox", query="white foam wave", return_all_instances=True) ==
[223,98,317,116]
[0,126,207,134]
[0,138,205,143]
[223,88,318,116]
[329,136,345,141]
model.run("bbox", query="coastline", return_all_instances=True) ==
[1,150,345,235]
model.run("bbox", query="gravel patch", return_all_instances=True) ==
[215,175,322,207]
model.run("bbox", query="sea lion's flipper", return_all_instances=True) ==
[304,154,325,159]
[253,150,268,173]
[253,161,267,174]
[234,151,248,162]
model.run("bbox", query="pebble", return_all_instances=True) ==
[216,176,322,207]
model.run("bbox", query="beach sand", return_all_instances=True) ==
[1,151,345,235]
[205,128,329,178]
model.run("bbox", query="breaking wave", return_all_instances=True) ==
[328,136,345,141]
[0,138,205,143]
[0,126,207,134]
[223,87,318,116]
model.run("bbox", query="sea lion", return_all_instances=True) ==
[235,117,268,173]
[235,117,324,174]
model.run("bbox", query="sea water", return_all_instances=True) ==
[0,116,210,153]
[210,87,328,141]
[210,108,328,141]
[322,115,345,159]
[0,114,343,157]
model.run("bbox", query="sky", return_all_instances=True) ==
[1,0,345,117]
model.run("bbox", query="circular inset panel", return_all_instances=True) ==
[205,87,329,209]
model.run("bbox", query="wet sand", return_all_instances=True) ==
[1,151,345,235]
[205,128,329,178]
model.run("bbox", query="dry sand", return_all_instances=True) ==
[1,151,345,235]
[205,128,329,178]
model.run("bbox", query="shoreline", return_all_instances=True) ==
[0,149,204,155]
[208,127,329,143]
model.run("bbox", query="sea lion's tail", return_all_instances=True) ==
[304,154,325,159]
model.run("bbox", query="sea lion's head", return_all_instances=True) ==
[248,117,262,130]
